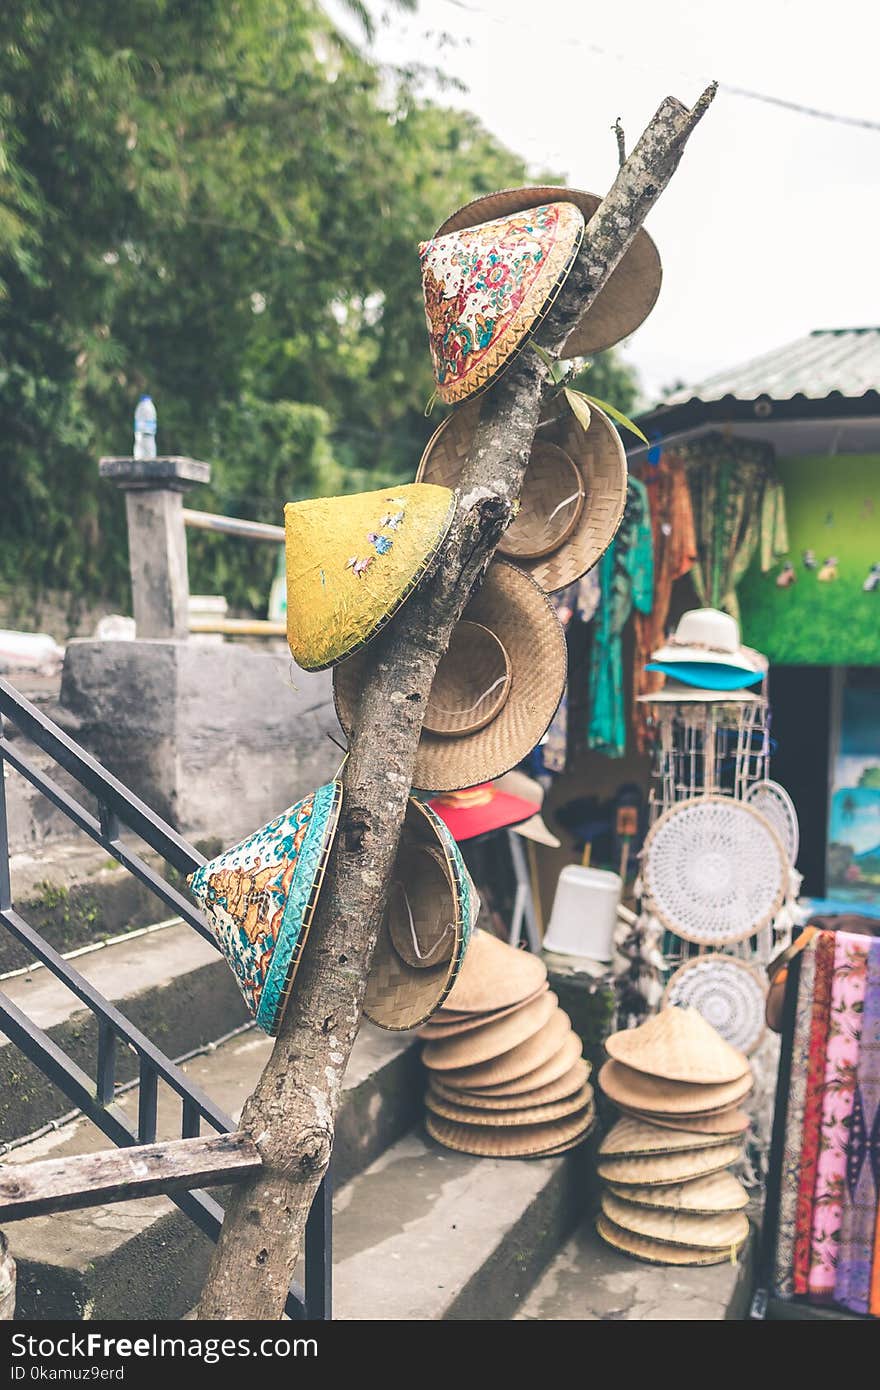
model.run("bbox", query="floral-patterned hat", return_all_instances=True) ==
[285,483,456,671]
[188,784,477,1036]
[420,201,585,405]
[434,186,662,358]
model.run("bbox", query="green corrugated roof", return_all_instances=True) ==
[663,328,880,406]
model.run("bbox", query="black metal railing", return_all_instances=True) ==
[0,676,331,1320]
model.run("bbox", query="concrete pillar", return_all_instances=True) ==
[99,456,211,639]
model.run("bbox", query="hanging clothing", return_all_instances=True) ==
[835,938,880,1313]
[632,453,697,753]
[542,570,603,774]
[683,433,788,624]
[587,477,653,759]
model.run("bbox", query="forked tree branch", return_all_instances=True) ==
[195,84,715,1321]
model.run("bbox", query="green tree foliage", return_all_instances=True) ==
[0,0,637,620]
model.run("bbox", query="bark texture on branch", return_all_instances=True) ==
[195,86,715,1321]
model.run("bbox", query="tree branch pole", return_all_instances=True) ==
[196,85,716,1321]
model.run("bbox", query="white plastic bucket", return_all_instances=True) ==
[543,864,622,962]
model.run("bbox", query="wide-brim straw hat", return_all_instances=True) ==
[422,990,558,1070]
[644,661,764,692]
[188,778,343,1037]
[417,398,627,594]
[607,1171,749,1215]
[420,200,585,404]
[596,1141,742,1188]
[427,783,536,843]
[426,1104,595,1158]
[435,186,662,357]
[463,1029,583,1097]
[437,1008,571,1090]
[285,483,455,671]
[363,798,479,1031]
[637,677,759,705]
[598,1117,738,1159]
[417,983,549,1039]
[335,560,566,793]
[649,608,762,672]
[604,1006,750,1084]
[441,928,548,1014]
[430,1057,590,1110]
[598,1059,753,1116]
[663,958,768,1057]
[601,1192,749,1251]
[426,1081,593,1127]
[597,1214,747,1267]
[617,1105,751,1137]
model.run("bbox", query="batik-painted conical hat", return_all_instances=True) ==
[420,201,584,404]
[285,483,455,671]
[435,187,662,357]
[188,779,343,1036]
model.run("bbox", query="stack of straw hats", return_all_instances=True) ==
[419,930,595,1157]
[596,1007,752,1265]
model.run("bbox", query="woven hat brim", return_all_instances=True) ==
[417,983,550,1039]
[460,1030,583,1097]
[596,1141,742,1188]
[435,1009,571,1089]
[421,990,557,1070]
[604,1005,751,1085]
[434,928,548,1014]
[417,400,627,594]
[598,1116,740,1158]
[662,957,768,1057]
[616,1104,751,1137]
[606,1171,749,1215]
[600,1192,749,1251]
[425,1104,594,1157]
[596,1215,747,1267]
[598,1059,753,1116]
[333,562,567,793]
[434,186,662,356]
[425,1081,593,1127]
[430,1057,590,1110]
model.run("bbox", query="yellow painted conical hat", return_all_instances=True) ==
[285,483,455,671]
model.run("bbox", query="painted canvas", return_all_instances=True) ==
[827,680,880,908]
[739,454,880,664]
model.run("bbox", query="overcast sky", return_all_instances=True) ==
[331,0,880,401]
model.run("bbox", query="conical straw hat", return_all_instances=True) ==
[598,1117,738,1159]
[598,1059,752,1116]
[434,186,662,357]
[334,562,567,793]
[416,983,549,1039]
[418,397,627,594]
[604,1007,750,1084]
[431,1057,590,1111]
[421,991,557,1070]
[285,484,454,671]
[425,1105,594,1157]
[363,799,479,1031]
[601,1192,749,1251]
[425,1081,593,1127]
[607,1171,749,1215]
[188,779,342,1037]
[420,201,584,404]
[463,1031,583,1097]
[596,1215,747,1267]
[435,1009,571,1090]
[617,1104,751,1137]
[440,929,547,1014]
[596,1141,742,1188]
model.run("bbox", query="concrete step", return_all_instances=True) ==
[515,1214,755,1321]
[8,1022,420,1319]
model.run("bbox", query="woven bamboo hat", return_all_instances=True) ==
[607,1171,749,1215]
[426,1081,593,1127]
[601,1191,749,1251]
[428,928,547,1014]
[334,561,566,793]
[605,1007,750,1084]
[422,990,558,1070]
[435,187,662,357]
[363,798,479,1031]
[598,1117,737,1159]
[597,1214,747,1267]
[426,1105,594,1158]
[417,397,627,594]
[430,1057,590,1110]
[188,779,343,1037]
[437,1009,571,1090]
[617,1105,751,1137]
[596,1141,742,1188]
[598,1059,753,1116]
[284,484,454,671]
[416,983,549,1039]
[420,201,584,404]
[463,1029,583,1097]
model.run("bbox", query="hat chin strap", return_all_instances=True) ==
[389,879,454,965]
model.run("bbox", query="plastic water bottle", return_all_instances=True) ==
[133,395,157,460]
